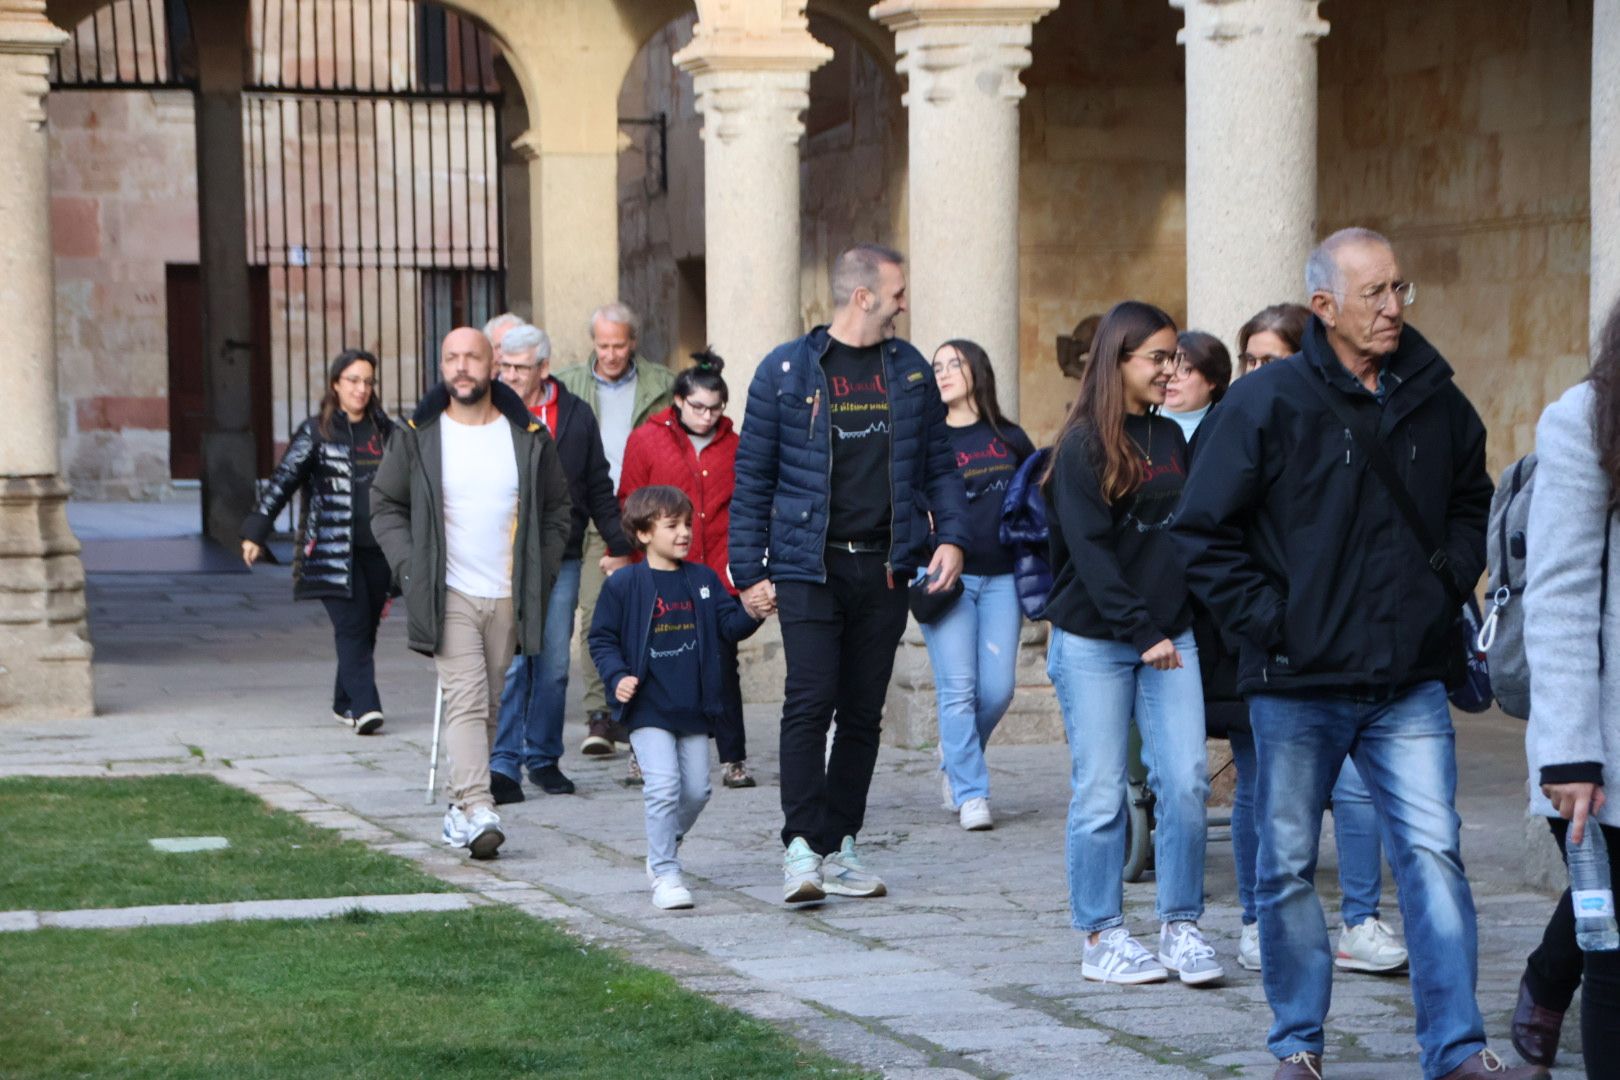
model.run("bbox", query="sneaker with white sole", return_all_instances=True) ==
[334,710,353,728]
[441,804,471,847]
[1159,920,1224,985]
[820,836,887,897]
[959,797,993,831]
[354,710,384,735]
[1082,926,1168,984]
[1239,922,1262,972]
[652,874,694,910]
[783,837,825,903]
[1335,916,1409,974]
[465,805,504,860]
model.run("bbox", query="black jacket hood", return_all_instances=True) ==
[411,378,536,431]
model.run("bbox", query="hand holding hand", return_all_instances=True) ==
[741,580,776,618]
[241,540,262,568]
[614,676,639,704]
[925,544,964,593]
[1140,638,1183,671]
[1543,781,1607,845]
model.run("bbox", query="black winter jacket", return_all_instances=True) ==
[1171,319,1493,696]
[729,326,969,588]
[241,410,394,601]
[549,381,632,560]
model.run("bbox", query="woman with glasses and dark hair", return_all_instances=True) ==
[1041,300,1222,987]
[1164,331,1232,441]
[618,350,755,788]
[240,348,395,735]
[922,339,1035,831]
[1236,303,1311,376]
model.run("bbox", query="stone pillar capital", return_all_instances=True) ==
[870,0,1057,108]
[672,19,832,81]
[511,128,541,162]
[870,0,1060,33]
[1169,0,1328,46]
[0,2,66,131]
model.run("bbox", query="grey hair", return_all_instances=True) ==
[1305,227,1393,296]
[589,301,639,339]
[831,244,905,308]
[483,311,524,339]
[500,323,551,361]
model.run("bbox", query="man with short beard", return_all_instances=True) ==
[372,327,571,859]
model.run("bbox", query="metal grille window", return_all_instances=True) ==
[49,0,195,89]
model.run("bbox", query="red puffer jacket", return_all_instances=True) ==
[617,406,739,594]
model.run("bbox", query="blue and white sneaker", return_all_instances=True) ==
[441,804,471,847]
[1082,927,1169,984]
[820,836,886,898]
[465,805,504,860]
[1159,921,1224,985]
[782,837,825,903]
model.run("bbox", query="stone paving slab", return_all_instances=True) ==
[0,569,1592,1077]
[3,892,479,932]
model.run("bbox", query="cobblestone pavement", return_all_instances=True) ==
[0,567,1584,1079]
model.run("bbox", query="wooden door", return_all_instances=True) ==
[165,264,204,480]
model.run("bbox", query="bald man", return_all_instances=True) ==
[372,327,571,859]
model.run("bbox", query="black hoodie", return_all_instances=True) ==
[1171,319,1492,697]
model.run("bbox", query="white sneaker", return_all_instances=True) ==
[1335,916,1409,974]
[465,805,504,860]
[820,836,886,898]
[1238,922,1262,971]
[441,804,471,847]
[783,837,825,903]
[1158,921,1225,986]
[959,797,993,831]
[941,770,955,811]
[652,874,694,910]
[1081,927,1168,984]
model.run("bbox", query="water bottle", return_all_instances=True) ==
[1569,823,1620,952]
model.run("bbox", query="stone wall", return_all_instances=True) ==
[49,89,198,500]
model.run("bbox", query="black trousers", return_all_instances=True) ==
[775,549,909,855]
[1524,816,1620,1077]
[320,545,391,717]
[715,636,746,764]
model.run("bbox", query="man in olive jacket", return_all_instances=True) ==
[553,301,675,759]
[372,327,571,859]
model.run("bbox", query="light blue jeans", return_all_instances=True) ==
[1248,682,1485,1078]
[1047,627,1209,933]
[920,572,1021,806]
[629,726,711,878]
[1230,735,1387,926]
[491,557,581,779]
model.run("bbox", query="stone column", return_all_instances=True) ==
[193,0,256,547]
[1172,0,1328,350]
[0,1,92,718]
[872,0,1055,421]
[674,23,830,421]
[1594,0,1620,342]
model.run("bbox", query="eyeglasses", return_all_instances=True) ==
[338,375,376,387]
[681,400,724,417]
[497,361,540,373]
[932,357,963,375]
[1127,349,1179,370]
[1345,280,1416,312]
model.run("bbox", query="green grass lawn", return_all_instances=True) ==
[0,907,868,1080]
[0,775,450,910]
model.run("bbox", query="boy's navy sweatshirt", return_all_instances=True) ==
[588,560,762,732]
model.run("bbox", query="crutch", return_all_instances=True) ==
[425,677,444,805]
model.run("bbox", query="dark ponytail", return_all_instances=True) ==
[674,347,728,404]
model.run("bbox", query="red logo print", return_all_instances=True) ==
[956,438,1009,468]
[830,372,886,397]
[652,595,695,619]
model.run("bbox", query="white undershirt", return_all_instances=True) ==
[440,413,519,599]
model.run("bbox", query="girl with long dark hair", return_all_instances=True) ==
[1041,300,1220,986]
[922,339,1035,831]
[241,349,394,734]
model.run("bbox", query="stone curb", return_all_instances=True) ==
[0,891,478,933]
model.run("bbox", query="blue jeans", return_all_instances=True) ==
[491,557,582,779]
[1047,627,1209,933]
[1248,682,1485,1078]
[920,572,1021,806]
[1230,735,1387,926]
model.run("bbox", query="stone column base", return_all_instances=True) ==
[0,477,93,719]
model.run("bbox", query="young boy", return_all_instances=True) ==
[588,485,764,909]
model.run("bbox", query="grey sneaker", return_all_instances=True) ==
[1082,926,1168,984]
[1239,921,1262,972]
[783,837,825,903]
[1159,920,1224,985]
[820,836,887,898]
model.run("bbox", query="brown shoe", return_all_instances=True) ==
[1273,1052,1322,1079]
[580,711,615,756]
[1438,1048,1550,1079]
[721,761,756,789]
[1509,975,1562,1067]
[625,749,644,787]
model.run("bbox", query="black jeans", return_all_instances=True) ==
[715,636,746,764]
[320,545,391,717]
[1525,816,1620,1076]
[775,548,909,855]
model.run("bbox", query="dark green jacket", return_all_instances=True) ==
[370,380,572,656]
[553,355,676,432]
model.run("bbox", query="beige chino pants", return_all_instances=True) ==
[435,588,516,812]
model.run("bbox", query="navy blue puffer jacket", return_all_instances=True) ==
[729,327,970,588]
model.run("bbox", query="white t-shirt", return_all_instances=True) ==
[440,413,519,599]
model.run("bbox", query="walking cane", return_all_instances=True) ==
[425,677,444,805]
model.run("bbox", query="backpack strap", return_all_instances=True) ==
[1287,359,1467,607]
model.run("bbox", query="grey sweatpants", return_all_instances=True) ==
[629,726,711,878]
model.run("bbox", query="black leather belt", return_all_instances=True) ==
[826,538,886,554]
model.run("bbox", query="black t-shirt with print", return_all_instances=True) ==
[348,417,386,549]
[822,339,891,543]
[637,568,705,736]
[948,419,1034,577]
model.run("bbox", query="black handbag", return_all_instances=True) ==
[1287,361,1493,713]
[907,541,964,625]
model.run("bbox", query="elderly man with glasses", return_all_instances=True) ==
[1174,229,1534,1080]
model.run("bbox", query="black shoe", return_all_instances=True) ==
[529,764,576,795]
[490,771,526,805]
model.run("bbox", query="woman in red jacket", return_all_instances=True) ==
[618,352,753,788]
